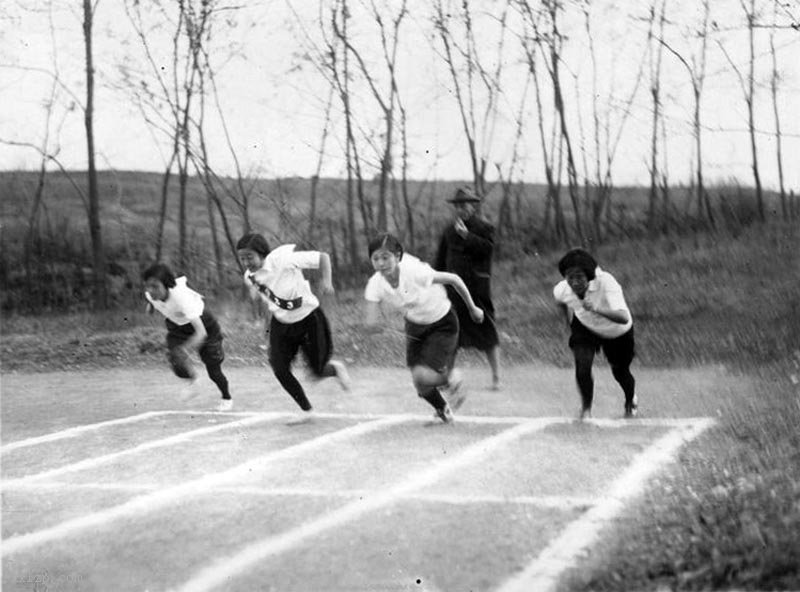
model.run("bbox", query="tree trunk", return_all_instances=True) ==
[745,1,764,221]
[769,5,787,219]
[547,10,584,245]
[83,0,107,308]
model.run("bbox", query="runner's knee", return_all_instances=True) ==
[168,349,193,379]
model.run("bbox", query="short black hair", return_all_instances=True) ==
[557,248,597,281]
[142,263,177,288]
[236,232,271,257]
[367,233,403,260]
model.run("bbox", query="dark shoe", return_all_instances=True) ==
[624,395,639,418]
[435,404,454,424]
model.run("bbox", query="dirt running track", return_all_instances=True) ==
[1,363,751,592]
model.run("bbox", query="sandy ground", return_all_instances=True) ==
[0,361,744,438]
[0,362,749,592]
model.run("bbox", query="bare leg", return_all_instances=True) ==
[410,365,452,422]
[487,345,501,390]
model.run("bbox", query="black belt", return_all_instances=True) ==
[248,274,303,311]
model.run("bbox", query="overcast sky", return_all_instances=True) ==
[2,0,799,190]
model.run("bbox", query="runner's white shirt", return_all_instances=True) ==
[145,276,204,325]
[244,244,320,324]
[553,266,632,339]
[364,254,451,325]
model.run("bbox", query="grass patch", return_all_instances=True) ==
[562,360,800,591]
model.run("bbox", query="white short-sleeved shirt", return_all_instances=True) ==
[364,254,451,325]
[145,276,204,326]
[243,244,321,324]
[553,266,632,339]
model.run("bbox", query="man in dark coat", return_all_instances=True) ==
[434,186,501,390]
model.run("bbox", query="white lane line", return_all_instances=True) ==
[172,417,562,592]
[6,480,596,511]
[2,413,289,488]
[1,416,405,556]
[204,488,594,510]
[169,410,711,428]
[1,411,166,453]
[495,418,715,592]
[175,410,529,424]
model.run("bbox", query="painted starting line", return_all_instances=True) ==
[1,411,715,592]
[1,408,710,453]
[1,409,703,489]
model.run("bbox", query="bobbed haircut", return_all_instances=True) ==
[367,233,404,260]
[142,263,177,288]
[557,248,598,281]
[236,232,271,257]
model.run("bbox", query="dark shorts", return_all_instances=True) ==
[405,307,459,375]
[268,307,332,376]
[166,310,225,367]
[569,317,635,367]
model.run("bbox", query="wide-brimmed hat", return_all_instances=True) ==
[447,187,481,203]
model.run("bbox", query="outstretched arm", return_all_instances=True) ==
[245,272,272,333]
[318,252,334,294]
[432,271,484,323]
[363,300,385,335]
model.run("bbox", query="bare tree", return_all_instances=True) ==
[517,2,567,244]
[196,34,257,238]
[769,0,787,219]
[514,1,563,244]
[284,0,373,262]
[307,86,335,244]
[717,1,766,223]
[327,0,369,264]
[433,0,512,198]
[580,0,648,242]
[82,0,108,307]
[331,0,408,233]
[740,0,765,220]
[660,0,713,228]
[396,90,416,250]
[495,70,531,253]
[121,0,230,270]
[531,0,584,244]
[3,2,72,310]
[645,0,668,232]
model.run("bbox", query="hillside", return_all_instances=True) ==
[0,169,790,316]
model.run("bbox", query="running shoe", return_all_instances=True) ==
[329,360,352,391]
[435,404,454,424]
[445,369,467,411]
[286,410,315,425]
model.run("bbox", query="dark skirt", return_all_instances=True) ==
[165,310,225,367]
[568,317,635,367]
[405,307,459,375]
[446,277,499,351]
[268,307,333,377]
